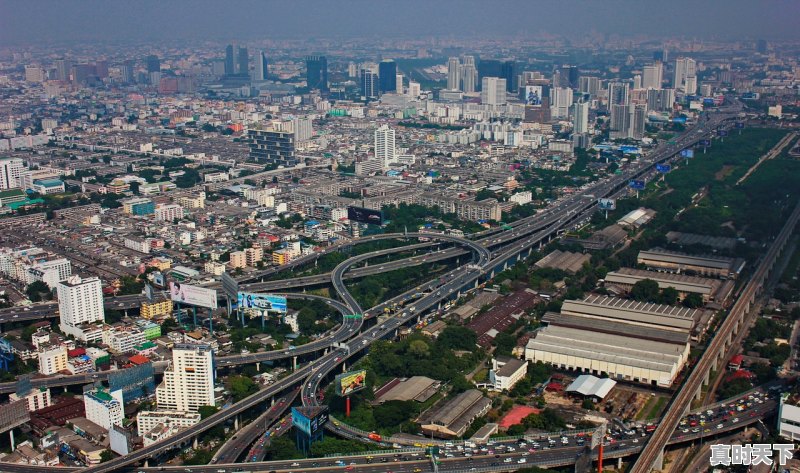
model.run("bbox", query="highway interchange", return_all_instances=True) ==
[0,102,761,473]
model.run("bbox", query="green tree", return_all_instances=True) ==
[683,293,704,308]
[437,326,478,351]
[630,279,660,302]
[197,405,219,419]
[373,400,414,427]
[25,280,51,302]
[99,450,113,463]
[227,375,258,402]
[408,340,430,358]
[658,287,680,305]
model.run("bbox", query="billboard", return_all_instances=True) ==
[717,129,729,137]
[628,180,646,190]
[291,406,329,436]
[335,370,367,396]
[699,139,711,147]
[347,206,384,225]
[144,283,155,302]
[221,272,239,300]
[237,292,288,316]
[169,282,218,309]
[597,198,616,210]
[735,122,745,129]
[524,85,543,106]
[655,164,672,173]
[152,271,165,288]
[680,149,695,159]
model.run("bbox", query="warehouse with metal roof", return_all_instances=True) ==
[604,267,728,303]
[566,375,617,400]
[419,389,492,438]
[637,248,745,279]
[560,295,700,332]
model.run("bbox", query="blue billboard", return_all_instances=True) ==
[735,122,745,129]
[699,139,711,147]
[656,164,672,173]
[597,198,616,210]
[672,117,687,124]
[619,146,641,155]
[237,292,288,315]
[291,406,329,436]
[717,130,729,137]
[629,180,646,190]
[703,98,716,106]
[680,149,695,159]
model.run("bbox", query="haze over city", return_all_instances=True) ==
[0,2,798,473]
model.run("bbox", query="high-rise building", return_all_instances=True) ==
[155,344,215,412]
[395,73,404,94]
[237,46,249,77]
[290,116,314,142]
[145,55,160,73]
[572,101,589,134]
[608,81,629,107]
[0,158,25,190]
[642,63,663,90]
[374,125,396,169]
[447,57,461,91]
[461,56,477,93]
[95,60,109,79]
[673,57,697,91]
[629,104,647,140]
[646,88,675,112]
[610,104,630,139]
[57,275,105,341]
[501,61,516,93]
[378,59,397,93]
[306,56,328,92]
[684,75,698,95]
[224,45,235,76]
[408,81,421,98]
[248,128,297,167]
[653,49,669,63]
[361,69,379,99]
[555,65,579,89]
[24,66,45,83]
[481,77,507,105]
[120,60,135,84]
[84,387,125,430]
[550,87,574,119]
[632,74,642,91]
[255,51,269,81]
[477,59,502,90]
[55,59,73,81]
[578,76,601,96]
[756,39,768,54]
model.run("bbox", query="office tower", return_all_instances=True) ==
[673,57,696,91]
[501,61,516,92]
[447,57,461,90]
[646,88,675,112]
[481,77,507,105]
[461,56,477,93]
[642,63,663,89]
[374,125,396,169]
[120,60,135,84]
[395,73,404,94]
[0,158,24,190]
[360,69,379,99]
[608,81,629,107]
[70,64,95,84]
[477,59,502,87]
[24,66,45,83]
[348,62,358,78]
[756,39,768,54]
[610,104,630,139]
[237,46,249,77]
[156,344,215,412]
[578,76,601,96]
[653,49,669,63]
[629,104,647,140]
[572,101,589,134]
[408,81,420,98]
[632,74,642,90]
[55,59,73,81]
[95,60,109,79]
[555,65,578,89]
[255,51,268,81]
[306,56,328,91]
[84,387,124,430]
[248,128,297,167]
[378,59,397,93]
[57,275,105,340]
[550,87,573,119]
[145,55,160,73]
[224,45,235,76]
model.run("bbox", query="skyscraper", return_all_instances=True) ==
[54,59,72,81]
[374,125,396,169]
[255,51,269,81]
[578,76,601,96]
[120,60,135,84]
[481,77,507,105]
[224,45,235,76]
[461,56,477,93]
[673,57,696,91]
[646,88,675,112]
[57,275,104,341]
[608,81,630,138]
[550,87,574,119]
[642,63,663,90]
[395,73,404,94]
[155,344,215,413]
[572,101,589,134]
[145,55,160,73]
[501,61,516,93]
[0,158,24,190]
[607,81,629,107]
[447,57,461,90]
[237,46,249,77]
[361,69,379,99]
[306,56,328,92]
[378,59,397,93]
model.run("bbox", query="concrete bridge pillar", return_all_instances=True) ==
[193,436,198,449]
[395,328,398,337]
[654,448,664,471]
[703,370,710,387]
[235,415,240,431]
[695,386,703,401]
[342,362,347,372]
[256,362,260,371]
[271,397,275,407]
[711,357,718,373]
[292,356,297,371]
[618,457,623,469]
[144,460,149,468]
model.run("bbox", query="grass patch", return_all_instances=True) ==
[637,396,668,420]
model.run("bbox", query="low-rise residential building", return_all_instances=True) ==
[38,345,68,375]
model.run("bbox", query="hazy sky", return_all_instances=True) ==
[1,0,798,46]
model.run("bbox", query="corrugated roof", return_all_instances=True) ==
[566,375,616,399]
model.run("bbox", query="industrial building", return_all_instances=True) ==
[419,389,491,438]
[373,376,439,405]
[565,375,616,401]
[534,250,591,274]
[604,267,734,305]
[525,296,697,387]
[637,249,745,279]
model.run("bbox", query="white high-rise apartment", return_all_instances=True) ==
[374,125,396,170]
[408,81,420,98]
[461,56,477,93]
[684,75,698,95]
[481,77,507,105]
[254,51,268,81]
[291,116,314,142]
[0,158,25,190]
[573,101,589,134]
[57,275,105,341]
[642,63,663,89]
[84,388,125,430]
[673,57,697,91]
[550,87,574,119]
[156,344,215,412]
[447,57,461,90]
[395,74,404,94]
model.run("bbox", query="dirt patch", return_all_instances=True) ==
[715,165,736,181]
